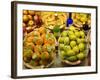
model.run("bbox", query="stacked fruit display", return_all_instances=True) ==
[23,27,56,68]
[58,26,88,65]
[23,10,90,68]
[23,10,43,37]
[41,12,68,29]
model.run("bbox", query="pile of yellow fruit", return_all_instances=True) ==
[72,13,91,28]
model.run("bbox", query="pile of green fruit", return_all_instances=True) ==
[58,26,87,63]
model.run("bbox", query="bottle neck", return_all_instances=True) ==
[69,13,71,18]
